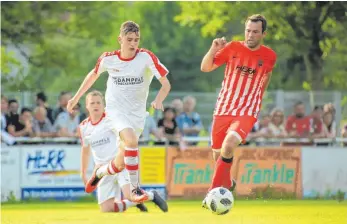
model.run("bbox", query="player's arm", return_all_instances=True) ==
[262,72,273,91]
[67,53,106,113]
[152,76,171,111]
[78,127,90,185]
[80,144,91,185]
[146,50,171,111]
[201,37,227,72]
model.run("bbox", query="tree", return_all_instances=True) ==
[176,1,347,90]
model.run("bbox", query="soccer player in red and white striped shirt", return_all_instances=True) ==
[201,14,277,198]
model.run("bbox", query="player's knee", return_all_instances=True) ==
[212,151,220,161]
[100,206,113,213]
[222,135,240,157]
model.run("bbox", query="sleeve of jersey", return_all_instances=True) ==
[145,51,169,79]
[78,126,89,147]
[213,42,232,66]
[268,52,277,73]
[93,53,107,75]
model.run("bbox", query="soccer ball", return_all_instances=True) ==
[205,187,234,215]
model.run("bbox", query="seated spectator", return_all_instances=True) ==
[156,107,181,146]
[267,108,287,138]
[7,108,34,137]
[310,105,324,138]
[52,91,72,121]
[176,96,203,146]
[32,106,55,137]
[285,101,311,138]
[36,92,54,124]
[322,111,336,138]
[140,113,163,145]
[54,103,80,137]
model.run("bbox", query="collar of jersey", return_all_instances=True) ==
[117,49,139,61]
[89,112,106,126]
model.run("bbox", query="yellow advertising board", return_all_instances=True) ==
[139,147,166,185]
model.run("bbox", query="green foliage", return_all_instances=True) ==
[2,2,347,92]
[176,2,347,91]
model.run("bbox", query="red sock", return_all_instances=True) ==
[209,157,233,192]
[114,200,127,212]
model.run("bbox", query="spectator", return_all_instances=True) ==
[310,105,324,138]
[140,113,163,145]
[157,107,181,146]
[248,114,271,139]
[171,98,183,116]
[267,108,287,138]
[53,103,80,137]
[176,96,203,145]
[322,111,336,138]
[32,106,55,137]
[285,101,311,138]
[7,108,34,137]
[52,91,72,121]
[36,92,54,124]
[6,99,20,127]
[1,95,8,131]
[342,124,347,147]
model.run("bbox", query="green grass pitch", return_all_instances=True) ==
[1,200,346,224]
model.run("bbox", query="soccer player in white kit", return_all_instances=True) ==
[67,21,171,203]
[79,91,168,212]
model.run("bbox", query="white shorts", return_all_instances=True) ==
[104,111,146,139]
[97,169,130,204]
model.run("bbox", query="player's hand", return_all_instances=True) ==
[67,98,78,114]
[151,100,164,111]
[211,37,227,53]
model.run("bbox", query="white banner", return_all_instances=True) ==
[302,147,347,198]
[21,145,93,188]
[1,145,21,202]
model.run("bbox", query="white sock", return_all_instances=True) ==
[146,191,154,201]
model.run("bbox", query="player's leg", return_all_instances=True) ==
[85,149,125,193]
[210,116,257,191]
[118,157,168,212]
[98,176,146,213]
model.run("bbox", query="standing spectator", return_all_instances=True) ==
[36,92,54,124]
[176,96,203,145]
[53,103,80,137]
[32,106,55,137]
[7,108,34,137]
[157,107,180,146]
[171,98,183,116]
[1,95,8,131]
[310,106,324,138]
[285,101,311,138]
[342,124,347,147]
[52,91,72,121]
[6,99,20,127]
[322,111,336,138]
[267,108,287,138]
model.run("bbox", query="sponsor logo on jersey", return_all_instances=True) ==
[91,137,111,147]
[112,76,144,85]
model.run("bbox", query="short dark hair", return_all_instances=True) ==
[120,21,140,36]
[21,107,32,114]
[246,14,267,33]
[313,105,323,111]
[295,101,304,107]
[37,92,47,102]
[8,99,18,105]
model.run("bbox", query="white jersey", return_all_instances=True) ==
[94,49,169,120]
[79,113,118,165]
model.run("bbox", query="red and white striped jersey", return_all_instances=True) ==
[94,48,168,119]
[213,41,277,118]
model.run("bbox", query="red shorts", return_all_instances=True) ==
[211,115,257,151]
